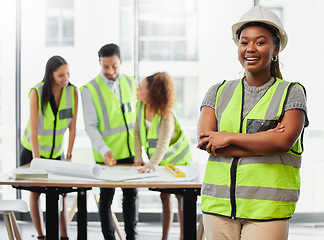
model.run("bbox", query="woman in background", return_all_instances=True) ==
[134,72,191,240]
[20,55,78,240]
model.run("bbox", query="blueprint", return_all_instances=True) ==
[97,162,200,182]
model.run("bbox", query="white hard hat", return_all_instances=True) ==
[232,6,288,51]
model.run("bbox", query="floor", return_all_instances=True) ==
[1,220,181,240]
[1,220,324,240]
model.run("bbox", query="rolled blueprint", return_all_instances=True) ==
[30,158,101,179]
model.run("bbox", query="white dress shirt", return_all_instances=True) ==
[81,71,121,158]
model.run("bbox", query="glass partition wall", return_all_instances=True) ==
[0,0,323,221]
[0,0,17,200]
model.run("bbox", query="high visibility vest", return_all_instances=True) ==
[21,82,75,159]
[137,101,192,165]
[81,74,136,163]
[201,78,306,220]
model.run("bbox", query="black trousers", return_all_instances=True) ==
[99,157,138,240]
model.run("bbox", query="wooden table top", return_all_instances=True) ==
[0,171,202,189]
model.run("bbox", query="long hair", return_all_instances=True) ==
[41,55,68,114]
[270,57,282,79]
[145,72,175,119]
[269,29,282,79]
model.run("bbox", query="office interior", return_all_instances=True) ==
[0,0,324,239]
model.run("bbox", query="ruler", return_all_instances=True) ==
[165,164,185,177]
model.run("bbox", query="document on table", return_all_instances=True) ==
[13,168,48,179]
[30,158,102,179]
[97,166,159,181]
[11,159,201,182]
[97,162,200,182]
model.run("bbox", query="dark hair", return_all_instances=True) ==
[146,72,175,119]
[238,22,283,79]
[41,55,68,114]
[98,43,121,59]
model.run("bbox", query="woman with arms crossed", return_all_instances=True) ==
[197,6,308,240]
[20,56,78,240]
[134,72,191,240]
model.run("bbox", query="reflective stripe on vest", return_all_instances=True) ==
[82,74,136,162]
[202,183,299,202]
[137,101,191,165]
[201,78,305,220]
[208,154,301,169]
[24,129,62,153]
[90,79,135,138]
[21,82,74,158]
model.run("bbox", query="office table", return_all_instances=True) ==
[0,171,202,240]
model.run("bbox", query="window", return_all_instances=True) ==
[46,0,74,46]
[139,0,198,61]
[0,38,1,122]
[120,0,135,61]
[0,0,17,200]
[127,0,200,142]
[256,0,324,214]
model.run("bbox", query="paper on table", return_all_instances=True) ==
[97,165,159,181]
[127,162,201,182]
[30,158,101,179]
[97,162,200,182]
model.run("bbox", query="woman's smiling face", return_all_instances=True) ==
[238,26,279,76]
[51,64,69,88]
[137,78,149,103]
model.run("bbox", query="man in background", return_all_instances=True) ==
[81,43,138,240]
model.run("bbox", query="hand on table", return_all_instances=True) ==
[137,166,153,173]
[104,151,116,166]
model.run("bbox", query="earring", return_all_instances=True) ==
[272,55,278,62]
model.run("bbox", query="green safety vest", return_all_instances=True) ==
[21,82,75,159]
[137,101,192,165]
[201,78,306,220]
[81,74,136,163]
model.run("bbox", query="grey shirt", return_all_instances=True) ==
[81,72,121,158]
[201,77,308,123]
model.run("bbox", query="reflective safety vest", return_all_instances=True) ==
[21,82,75,159]
[137,101,192,165]
[201,78,306,220]
[81,74,136,163]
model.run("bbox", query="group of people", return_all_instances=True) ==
[20,43,191,239]
[20,5,308,240]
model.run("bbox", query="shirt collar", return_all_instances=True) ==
[243,77,276,93]
[99,71,120,85]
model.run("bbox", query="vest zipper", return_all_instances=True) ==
[121,104,132,157]
[230,157,239,219]
[118,81,132,158]
[229,80,245,219]
[50,115,57,159]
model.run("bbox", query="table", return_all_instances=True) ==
[0,171,202,240]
